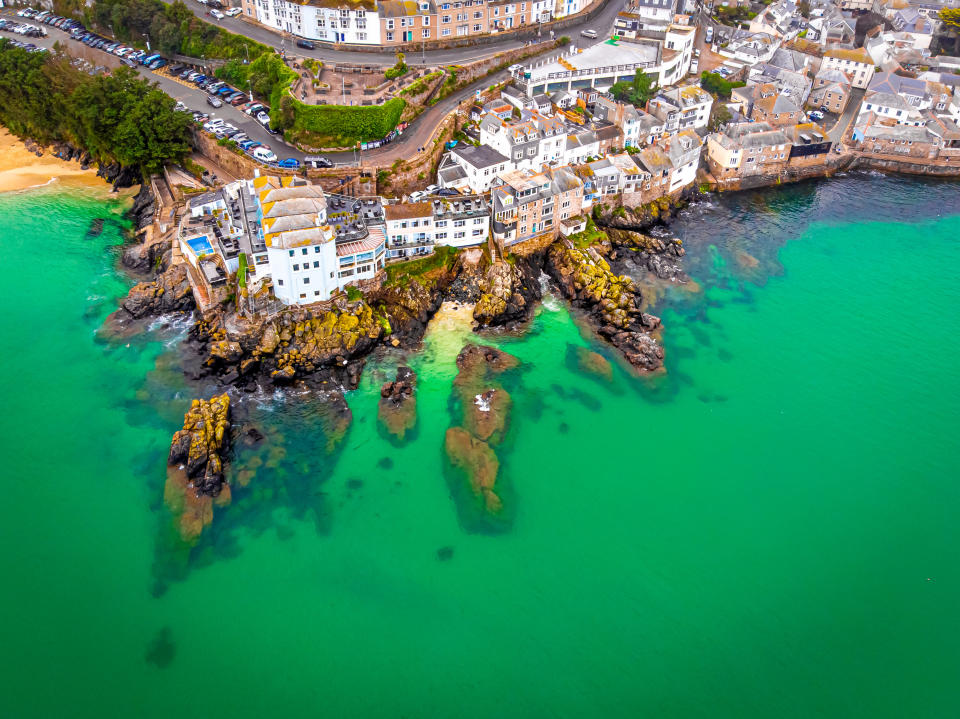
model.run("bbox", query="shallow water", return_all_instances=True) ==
[1,177,958,718]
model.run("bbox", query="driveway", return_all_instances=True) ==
[828,87,865,143]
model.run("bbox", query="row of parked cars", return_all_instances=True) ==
[0,18,47,43]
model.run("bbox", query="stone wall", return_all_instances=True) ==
[850,155,960,177]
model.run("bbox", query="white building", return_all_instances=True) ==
[821,48,875,90]
[437,143,512,193]
[480,110,567,171]
[647,85,714,133]
[242,0,381,44]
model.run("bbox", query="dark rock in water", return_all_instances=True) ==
[120,263,194,319]
[568,344,613,382]
[246,427,265,443]
[378,366,418,441]
[145,627,176,669]
[86,218,105,239]
[558,422,569,434]
[347,478,363,490]
[378,457,394,470]
[436,546,454,561]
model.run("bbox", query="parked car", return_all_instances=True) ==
[690,59,699,74]
[296,39,315,50]
[253,146,278,163]
[209,9,225,20]
[809,110,825,121]
[238,140,258,151]
[229,93,248,105]
[225,8,243,16]
[244,103,265,115]
[819,105,829,113]
[207,95,223,108]
[581,29,597,39]
[277,158,300,169]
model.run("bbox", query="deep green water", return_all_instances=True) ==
[1,177,958,718]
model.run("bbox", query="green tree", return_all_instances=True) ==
[610,69,655,108]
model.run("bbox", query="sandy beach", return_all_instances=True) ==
[0,127,120,194]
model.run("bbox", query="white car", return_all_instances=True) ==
[203,118,225,131]
[253,146,277,163]
[581,29,598,39]
[210,9,225,20]
[809,110,825,121]
[225,7,242,16]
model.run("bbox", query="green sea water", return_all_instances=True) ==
[1,177,958,718]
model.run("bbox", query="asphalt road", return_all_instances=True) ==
[174,0,625,66]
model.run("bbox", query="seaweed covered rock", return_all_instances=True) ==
[546,242,663,372]
[168,394,232,496]
[165,394,232,542]
[121,263,194,318]
[316,390,353,453]
[378,366,417,441]
[473,258,540,328]
[444,344,520,531]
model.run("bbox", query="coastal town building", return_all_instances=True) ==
[646,85,713,132]
[437,143,512,193]
[705,121,791,181]
[821,48,875,89]
[489,166,584,246]
[239,0,586,46]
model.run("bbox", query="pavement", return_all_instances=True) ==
[173,0,627,66]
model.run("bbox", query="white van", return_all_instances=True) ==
[253,146,278,163]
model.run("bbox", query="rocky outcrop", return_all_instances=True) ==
[165,394,232,543]
[546,242,664,372]
[444,344,520,530]
[593,193,690,232]
[168,394,232,496]
[473,257,540,328]
[128,182,156,232]
[121,263,195,319]
[604,228,687,283]
[378,366,417,441]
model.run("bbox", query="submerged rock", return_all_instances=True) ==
[443,344,520,531]
[378,366,418,441]
[570,345,613,382]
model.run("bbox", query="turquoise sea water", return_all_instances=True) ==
[1,177,958,718]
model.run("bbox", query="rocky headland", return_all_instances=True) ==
[545,241,664,372]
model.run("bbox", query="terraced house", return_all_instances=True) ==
[241,0,585,45]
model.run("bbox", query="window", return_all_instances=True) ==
[278,279,284,286]
[314,291,320,297]
[423,27,430,37]
[442,15,451,22]
[474,10,482,17]
[436,232,447,240]
[442,28,451,35]
[302,248,308,255]
[288,250,295,257]
[293,264,299,271]
[386,19,394,29]
[436,220,447,227]
[313,261,320,268]
[315,246,321,253]
[454,231,465,239]
[473,218,483,224]
[423,16,430,25]
[303,277,310,285]
[300,293,306,299]
[473,23,481,31]
[454,219,465,227]
[386,31,393,41]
